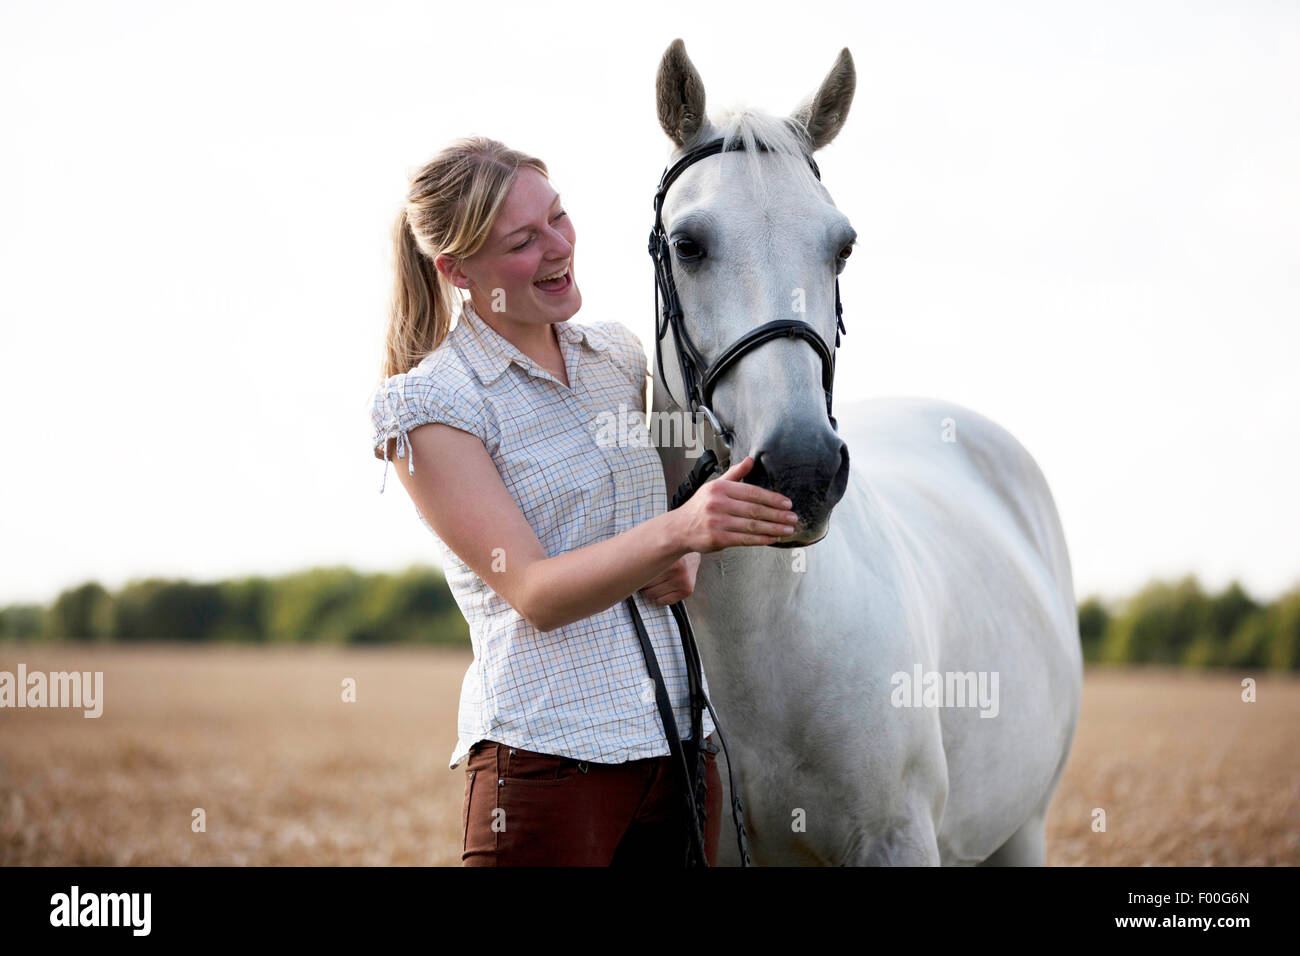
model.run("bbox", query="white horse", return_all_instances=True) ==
[648,41,1082,865]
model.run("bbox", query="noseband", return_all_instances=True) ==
[648,135,847,501]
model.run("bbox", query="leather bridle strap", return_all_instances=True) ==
[700,319,836,418]
[648,136,847,449]
[622,594,711,867]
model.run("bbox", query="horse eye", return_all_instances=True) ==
[673,237,703,261]
[835,244,853,273]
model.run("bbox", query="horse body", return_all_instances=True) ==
[647,41,1081,864]
[660,396,1081,864]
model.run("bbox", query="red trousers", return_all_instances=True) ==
[461,735,722,866]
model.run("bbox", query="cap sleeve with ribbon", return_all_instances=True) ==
[369,365,489,494]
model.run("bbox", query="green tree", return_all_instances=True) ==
[0,604,47,641]
[1101,575,1208,665]
[45,582,114,642]
[1266,586,1300,671]
[213,576,273,643]
[1076,596,1109,663]
[1207,580,1258,643]
[1224,609,1270,668]
[112,578,225,641]
[268,566,367,644]
[353,566,466,645]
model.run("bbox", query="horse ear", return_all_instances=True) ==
[789,48,855,150]
[655,38,708,148]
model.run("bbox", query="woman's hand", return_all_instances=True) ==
[639,551,701,605]
[669,455,799,554]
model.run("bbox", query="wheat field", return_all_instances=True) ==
[1,642,1296,865]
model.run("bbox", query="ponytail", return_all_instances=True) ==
[381,207,455,380]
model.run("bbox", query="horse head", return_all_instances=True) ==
[651,39,856,546]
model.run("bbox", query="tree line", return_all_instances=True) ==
[1,568,1297,669]
[0,567,468,646]
[1078,576,1298,670]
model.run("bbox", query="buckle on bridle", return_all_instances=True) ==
[693,404,733,471]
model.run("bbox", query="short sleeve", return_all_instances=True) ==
[369,368,489,493]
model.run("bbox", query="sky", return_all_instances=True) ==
[1,0,1297,607]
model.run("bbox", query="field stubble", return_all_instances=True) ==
[1,644,1295,865]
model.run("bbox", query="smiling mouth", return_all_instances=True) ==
[534,267,572,293]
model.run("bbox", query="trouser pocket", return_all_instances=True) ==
[502,745,589,785]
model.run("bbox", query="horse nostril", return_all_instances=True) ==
[828,440,850,506]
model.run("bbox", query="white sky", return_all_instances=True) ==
[1,0,1297,607]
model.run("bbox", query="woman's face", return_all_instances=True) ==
[439,166,580,326]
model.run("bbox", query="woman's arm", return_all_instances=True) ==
[393,421,795,633]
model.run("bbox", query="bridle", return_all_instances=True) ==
[648,135,847,504]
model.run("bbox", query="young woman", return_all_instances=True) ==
[369,136,800,866]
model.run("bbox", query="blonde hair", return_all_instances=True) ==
[381,136,549,381]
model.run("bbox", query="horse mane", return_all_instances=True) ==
[681,106,824,205]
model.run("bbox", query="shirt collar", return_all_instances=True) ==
[454,298,614,386]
